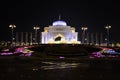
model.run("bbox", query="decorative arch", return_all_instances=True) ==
[54,34,65,41]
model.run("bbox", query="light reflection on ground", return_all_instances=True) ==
[40,61,83,70]
[0,60,120,80]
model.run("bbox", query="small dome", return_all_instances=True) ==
[52,20,67,26]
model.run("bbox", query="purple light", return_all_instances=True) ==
[0,52,13,55]
[15,47,24,52]
[90,52,105,58]
[0,46,34,56]
[59,56,65,59]
[19,53,32,57]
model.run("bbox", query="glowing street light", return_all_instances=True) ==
[9,24,16,44]
[81,27,88,44]
[33,26,40,44]
[105,25,111,47]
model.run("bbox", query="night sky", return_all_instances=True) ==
[1,0,120,43]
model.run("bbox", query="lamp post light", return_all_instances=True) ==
[33,26,40,44]
[81,27,88,44]
[105,25,111,47]
[9,24,16,45]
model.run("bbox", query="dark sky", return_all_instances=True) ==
[1,0,120,43]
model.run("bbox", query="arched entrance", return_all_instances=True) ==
[54,34,65,42]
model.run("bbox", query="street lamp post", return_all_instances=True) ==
[9,24,16,45]
[33,26,40,44]
[81,27,88,44]
[105,25,111,47]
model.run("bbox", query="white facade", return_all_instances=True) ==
[41,20,80,44]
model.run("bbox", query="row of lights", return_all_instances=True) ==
[9,24,16,45]
[81,25,111,47]
[9,24,40,45]
[9,24,111,47]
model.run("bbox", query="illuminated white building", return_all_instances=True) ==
[41,20,80,44]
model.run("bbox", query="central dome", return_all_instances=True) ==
[52,20,67,26]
